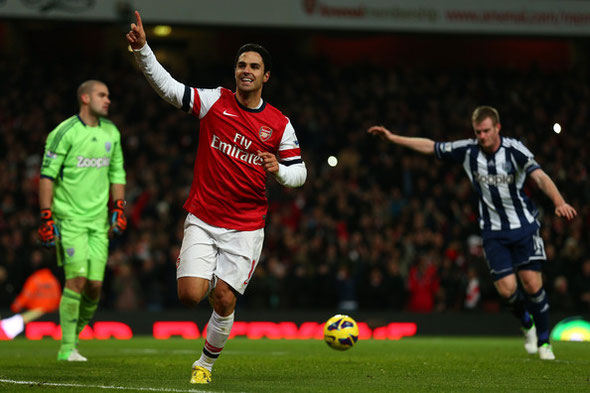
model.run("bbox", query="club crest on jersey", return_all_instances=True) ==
[66,248,75,257]
[105,142,112,152]
[259,126,273,142]
[503,161,513,173]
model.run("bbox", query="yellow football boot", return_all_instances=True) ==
[190,366,212,384]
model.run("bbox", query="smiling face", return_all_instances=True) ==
[473,117,501,154]
[234,51,269,95]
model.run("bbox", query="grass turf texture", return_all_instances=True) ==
[0,337,589,392]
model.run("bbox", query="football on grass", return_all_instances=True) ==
[323,314,359,351]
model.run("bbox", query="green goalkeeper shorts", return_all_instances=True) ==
[55,217,109,281]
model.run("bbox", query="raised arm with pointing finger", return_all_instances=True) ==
[126,10,306,385]
[126,11,187,109]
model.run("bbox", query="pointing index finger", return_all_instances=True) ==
[135,10,143,28]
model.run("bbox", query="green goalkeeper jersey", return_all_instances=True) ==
[41,115,126,221]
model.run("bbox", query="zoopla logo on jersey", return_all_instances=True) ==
[76,156,111,169]
[473,172,514,185]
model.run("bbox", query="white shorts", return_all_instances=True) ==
[176,213,264,295]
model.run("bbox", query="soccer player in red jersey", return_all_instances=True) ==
[126,11,306,384]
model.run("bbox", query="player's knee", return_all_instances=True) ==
[177,277,210,307]
[177,287,205,308]
[211,287,236,314]
[177,292,199,308]
[65,276,87,294]
[519,272,543,295]
[495,283,516,299]
[521,280,542,295]
[178,296,199,308]
[84,281,102,300]
[494,275,517,299]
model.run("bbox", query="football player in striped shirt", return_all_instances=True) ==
[127,11,306,384]
[368,106,576,360]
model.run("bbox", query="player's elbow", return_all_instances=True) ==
[292,167,307,187]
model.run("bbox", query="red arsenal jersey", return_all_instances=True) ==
[183,87,301,230]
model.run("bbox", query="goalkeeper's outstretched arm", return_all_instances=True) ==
[367,125,435,155]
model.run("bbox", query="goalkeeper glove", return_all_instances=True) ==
[38,209,60,248]
[110,199,127,235]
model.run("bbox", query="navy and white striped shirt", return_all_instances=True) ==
[435,137,541,239]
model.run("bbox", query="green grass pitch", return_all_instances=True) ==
[1,337,589,392]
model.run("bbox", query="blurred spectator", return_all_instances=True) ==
[551,275,575,313]
[10,266,61,314]
[358,266,389,310]
[0,266,11,309]
[335,264,358,312]
[464,267,480,310]
[407,253,440,313]
[437,253,466,311]
[382,258,407,310]
[573,259,590,312]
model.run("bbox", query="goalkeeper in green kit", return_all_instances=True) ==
[38,80,126,361]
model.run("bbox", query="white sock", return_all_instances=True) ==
[193,311,234,371]
[0,314,24,339]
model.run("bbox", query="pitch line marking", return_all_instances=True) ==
[0,378,213,392]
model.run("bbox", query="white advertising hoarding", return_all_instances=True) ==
[1,0,590,36]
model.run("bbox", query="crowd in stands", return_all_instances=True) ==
[1,27,589,316]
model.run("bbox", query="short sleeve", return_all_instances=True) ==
[434,139,473,163]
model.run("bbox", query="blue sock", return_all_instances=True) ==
[507,289,533,329]
[526,288,550,345]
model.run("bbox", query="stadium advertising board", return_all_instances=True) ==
[23,320,418,340]
[1,0,590,36]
